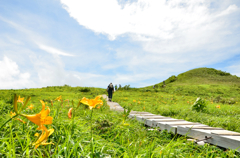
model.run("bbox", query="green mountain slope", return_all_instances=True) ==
[165,67,239,85]
[144,68,240,97]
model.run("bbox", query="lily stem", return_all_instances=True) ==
[0,114,18,130]
[91,109,94,158]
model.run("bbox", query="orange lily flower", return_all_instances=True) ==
[216,105,221,109]
[10,111,16,118]
[80,96,103,110]
[27,104,34,110]
[22,100,53,130]
[17,96,24,104]
[33,128,54,149]
[55,96,62,101]
[68,108,73,119]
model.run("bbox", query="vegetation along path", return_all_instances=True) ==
[102,94,240,152]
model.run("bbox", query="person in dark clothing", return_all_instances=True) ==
[107,83,114,101]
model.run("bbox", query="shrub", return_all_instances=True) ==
[192,97,207,112]
[79,87,91,92]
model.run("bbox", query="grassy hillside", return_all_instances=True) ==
[113,67,240,137]
[141,68,240,98]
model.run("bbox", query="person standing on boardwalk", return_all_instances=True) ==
[107,83,114,101]
[115,84,117,91]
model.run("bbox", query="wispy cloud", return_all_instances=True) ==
[37,44,75,57]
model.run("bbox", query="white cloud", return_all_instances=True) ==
[60,0,239,41]
[60,0,240,67]
[37,44,74,56]
[0,56,34,89]
[60,0,240,85]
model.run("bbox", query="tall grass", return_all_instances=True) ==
[0,81,239,157]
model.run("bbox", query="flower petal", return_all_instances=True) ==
[23,114,41,126]
[41,116,53,125]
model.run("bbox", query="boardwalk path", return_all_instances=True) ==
[102,94,240,152]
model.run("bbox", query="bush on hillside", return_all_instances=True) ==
[118,85,131,90]
[192,97,207,112]
[166,75,177,83]
[79,87,91,92]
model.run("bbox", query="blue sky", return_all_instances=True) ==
[0,0,240,89]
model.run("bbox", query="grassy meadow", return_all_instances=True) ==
[1,68,240,157]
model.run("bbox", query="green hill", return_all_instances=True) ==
[156,67,240,86]
[144,68,240,97]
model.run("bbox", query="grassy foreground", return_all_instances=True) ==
[0,86,238,157]
[1,68,240,157]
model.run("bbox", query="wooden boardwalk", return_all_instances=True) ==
[102,94,240,152]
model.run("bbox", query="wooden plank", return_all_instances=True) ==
[165,124,178,134]
[145,119,180,126]
[177,124,209,129]
[130,114,155,116]
[148,118,182,122]
[177,126,240,152]
[222,136,240,140]
[130,112,152,114]
[189,126,224,130]
[215,133,240,136]
[189,129,240,136]
[140,116,166,119]
[129,114,155,119]
[157,121,200,125]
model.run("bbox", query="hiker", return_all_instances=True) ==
[107,83,114,102]
[115,84,117,91]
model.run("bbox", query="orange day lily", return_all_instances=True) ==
[22,100,53,131]
[55,95,62,101]
[68,108,73,119]
[33,128,54,149]
[17,96,24,104]
[80,96,103,110]
[216,105,221,109]
[10,111,16,118]
[27,104,34,110]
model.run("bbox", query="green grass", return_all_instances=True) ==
[2,87,236,157]
[1,67,240,157]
